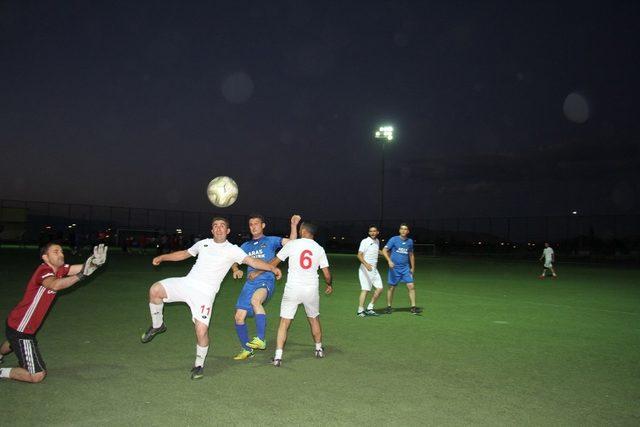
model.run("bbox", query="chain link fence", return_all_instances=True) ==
[1,199,638,260]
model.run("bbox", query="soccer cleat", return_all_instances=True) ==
[357,311,366,317]
[384,306,393,314]
[410,306,422,315]
[140,323,167,343]
[190,366,204,380]
[539,275,545,279]
[314,348,324,358]
[233,348,254,360]
[272,358,282,367]
[364,309,379,316]
[246,336,266,350]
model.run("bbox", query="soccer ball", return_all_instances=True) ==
[206,176,239,208]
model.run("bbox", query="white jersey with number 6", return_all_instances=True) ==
[276,238,329,288]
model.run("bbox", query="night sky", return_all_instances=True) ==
[1,1,638,222]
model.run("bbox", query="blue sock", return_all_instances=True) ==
[255,314,267,340]
[235,323,250,350]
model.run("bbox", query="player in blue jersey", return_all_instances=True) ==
[381,223,420,315]
[231,213,300,360]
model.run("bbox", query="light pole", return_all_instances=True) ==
[374,125,394,228]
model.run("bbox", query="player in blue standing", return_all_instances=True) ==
[230,213,300,360]
[381,223,421,315]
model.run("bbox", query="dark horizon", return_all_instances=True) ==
[2,1,639,221]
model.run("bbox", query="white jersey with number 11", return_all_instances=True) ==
[276,238,329,288]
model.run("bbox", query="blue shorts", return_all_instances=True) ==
[235,278,276,317]
[388,266,414,286]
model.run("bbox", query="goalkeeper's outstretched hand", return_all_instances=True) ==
[83,244,108,276]
[93,244,108,266]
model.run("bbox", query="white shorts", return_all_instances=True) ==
[358,265,383,291]
[159,277,217,326]
[279,285,320,319]
[544,261,553,268]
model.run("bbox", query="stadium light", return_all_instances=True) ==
[375,125,395,227]
[375,126,394,141]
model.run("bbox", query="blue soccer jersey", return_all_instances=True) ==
[385,236,413,267]
[240,236,283,281]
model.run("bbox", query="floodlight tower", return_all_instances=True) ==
[375,125,394,228]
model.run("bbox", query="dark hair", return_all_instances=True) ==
[300,221,317,236]
[211,217,230,227]
[399,223,410,229]
[248,213,265,223]
[40,241,60,257]
[368,225,379,231]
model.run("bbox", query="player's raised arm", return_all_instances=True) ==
[243,256,282,280]
[281,214,301,246]
[152,250,192,266]
[322,267,333,295]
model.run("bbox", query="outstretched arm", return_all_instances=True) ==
[42,273,83,292]
[153,250,192,266]
[51,245,109,289]
[243,256,282,279]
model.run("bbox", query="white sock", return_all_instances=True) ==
[358,306,364,313]
[149,303,164,328]
[315,342,323,350]
[275,349,283,360]
[195,345,208,367]
[0,367,11,378]
[367,302,374,310]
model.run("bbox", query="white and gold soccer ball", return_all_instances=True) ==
[206,176,239,208]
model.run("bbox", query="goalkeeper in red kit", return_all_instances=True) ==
[0,243,107,383]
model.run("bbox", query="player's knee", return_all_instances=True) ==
[194,322,208,337]
[250,300,263,311]
[149,283,165,299]
[234,310,246,324]
[406,283,415,290]
[30,371,46,383]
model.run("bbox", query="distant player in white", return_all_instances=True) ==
[269,222,332,367]
[539,242,557,278]
[356,225,383,317]
[140,217,282,380]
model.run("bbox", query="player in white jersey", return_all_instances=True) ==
[539,242,557,278]
[268,221,332,367]
[356,226,383,317]
[140,217,282,380]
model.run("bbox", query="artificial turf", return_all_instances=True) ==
[1,248,638,426]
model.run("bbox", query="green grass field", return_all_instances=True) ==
[1,248,639,426]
